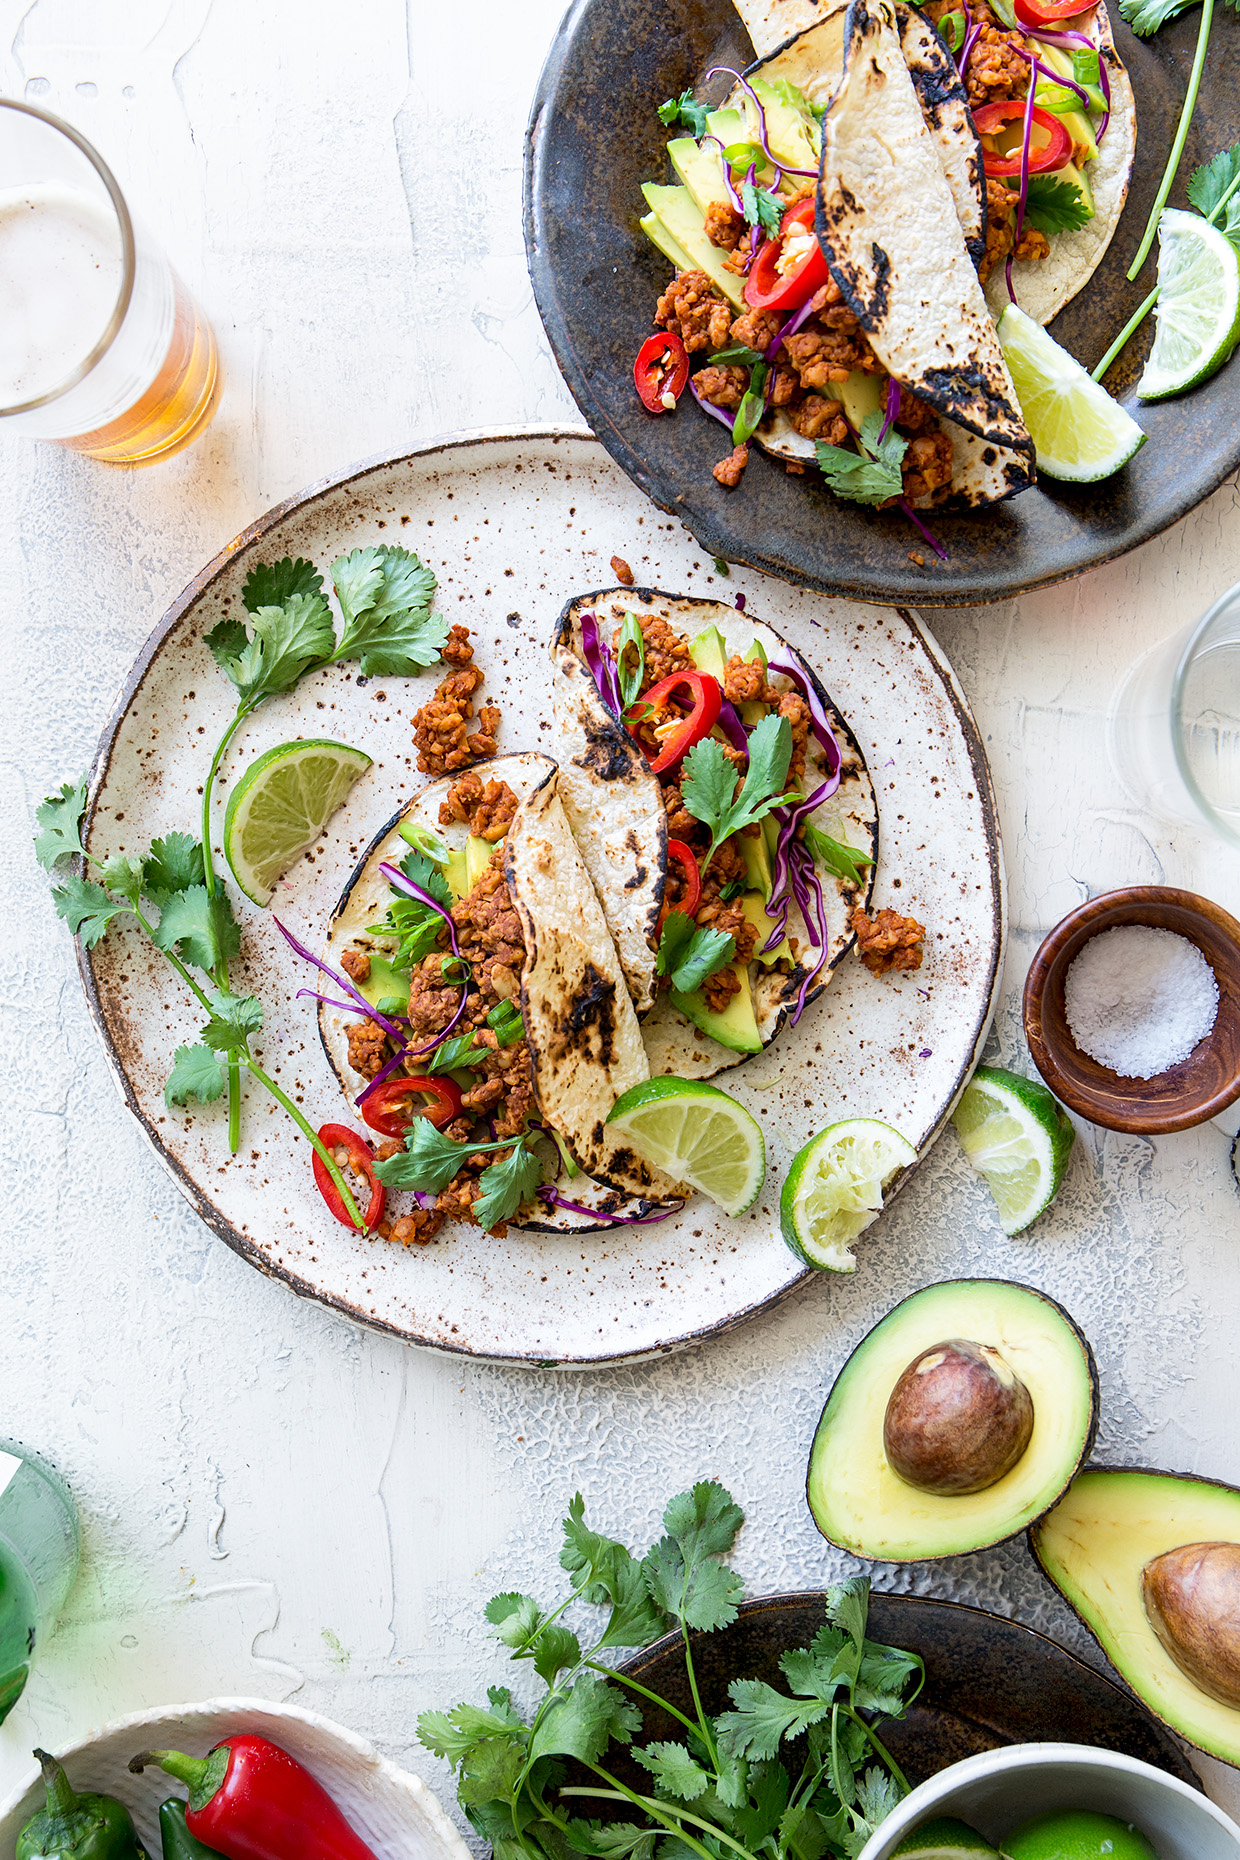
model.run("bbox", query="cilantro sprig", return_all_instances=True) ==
[374,1117,544,1230]
[418,1482,923,1860]
[1021,176,1091,238]
[815,411,907,507]
[802,824,876,889]
[658,90,710,138]
[657,911,736,994]
[682,712,798,873]
[740,177,784,239]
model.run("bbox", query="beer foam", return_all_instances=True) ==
[0,182,125,406]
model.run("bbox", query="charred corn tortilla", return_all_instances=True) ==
[551,589,879,1080]
[318,750,685,1227]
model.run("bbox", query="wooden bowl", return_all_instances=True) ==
[1023,887,1240,1134]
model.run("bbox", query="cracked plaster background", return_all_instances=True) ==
[2,0,1240,1838]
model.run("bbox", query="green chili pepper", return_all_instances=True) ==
[17,1750,149,1860]
[158,1800,225,1860]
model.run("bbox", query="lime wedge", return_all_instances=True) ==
[952,1064,1074,1237]
[224,738,373,906]
[1138,208,1240,401]
[997,303,1146,481]
[779,1119,917,1272]
[892,1819,1000,1860]
[607,1077,765,1216]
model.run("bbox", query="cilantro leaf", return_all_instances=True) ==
[658,90,709,137]
[740,178,784,237]
[165,1042,226,1108]
[330,545,447,675]
[802,824,875,888]
[561,1494,668,1648]
[200,990,263,1054]
[474,1141,544,1230]
[486,1591,544,1648]
[854,1766,902,1834]
[853,1641,922,1715]
[824,1577,870,1658]
[376,1116,471,1191]
[51,875,131,948]
[1117,0,1194,33]
[716,1680,830,1762]
[241,556,324,612]
[98,852,147,901]
[205,617,250,671]
[529,1675,641,1765]
[399,845,453,907]
[642,1481,745,1633]
[656,910,696,979]
[816,411,907,506]
[366,893,446,970]
[707,344,767,367]
[634,1741,710,1801]
[207,591,336,704]
[565,1822,658,1860]
[152,885,242,973]
[730,1758,789,1847]
[144,831,206,899]
[669,925,734,994]
[780,1644,853,1702]
[1188,143,1240,244]
[34,777,88,870]
[1022,175,1092,237]
[682,712,796,871]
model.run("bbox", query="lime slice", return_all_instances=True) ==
[893,1819,1000,1860]
[952,1064,1074,1237]
[607,1077,765,1216]
[224,738,373,906]
[779,1119,917,1272]
[1138,208,1240,401]
[997,303,1146,482]
[1002,1809,1158,1860]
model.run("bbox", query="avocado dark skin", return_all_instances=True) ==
[1142,1541,1240,1707]
[883,1337,1034,1496]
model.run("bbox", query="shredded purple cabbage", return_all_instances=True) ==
[878,374,901,447]
[703,67,817,177]
[537,1185,687,1224]
[379,861,462,961]
[760,891,791,955]
[735,592,746,610]
[297,986,392,1020]
[716,698,750,752]
[1012,42,1092,107]
[763,650,843,784]
[690,375,738,433]
[897,497,950,561]
[1030,26,1110,139]
[274,917,405,1039]
[1014,78,1038,241]
[790,842,830,1023]
[579,610,623,716]
[1005,252,1017,303]
[762,296,818,413]
[700,134,744,214]
[960,18,983,69]
[355,1043,415,1107]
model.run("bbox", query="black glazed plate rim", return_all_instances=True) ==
[523,0,1239,608]
[617,1588,1200,1789]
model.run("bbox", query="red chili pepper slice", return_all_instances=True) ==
[659,839,703,931]
[628,670,722,775]
[360,1074,463,1138]
[744,197,830,313]
[312,1122,386,1230]
[1013,0,1093,23]
[635,332,690,413]
[973,98,1073,177]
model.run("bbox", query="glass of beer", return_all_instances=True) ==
[0,97,222,465]
[0,1438,81,1724]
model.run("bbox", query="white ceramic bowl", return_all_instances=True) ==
[0,1697,472,1860]
[856,1742,1240,1860]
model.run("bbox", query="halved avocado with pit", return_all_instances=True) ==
[1032,1467,1240,1768]
[806,1279,1098,1561]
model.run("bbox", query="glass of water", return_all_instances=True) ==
[1108,580,1240,847]
[0,1440,81,1724]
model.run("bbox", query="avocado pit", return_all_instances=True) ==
[1142,1540,1240,1707]
[883,1337,1034,1496]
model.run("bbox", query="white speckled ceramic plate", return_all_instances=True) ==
[80,427,1005,1364]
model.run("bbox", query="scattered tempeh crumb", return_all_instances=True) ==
[610,554,635,586]
[412,625,501,775]
[908,551,926,567]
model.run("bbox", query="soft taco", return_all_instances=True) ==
[551,589,879,1080]
[317,750,686,1237]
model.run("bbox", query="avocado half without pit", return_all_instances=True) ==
[1033,1468,1240,1766]
[806,1280,1098,1561]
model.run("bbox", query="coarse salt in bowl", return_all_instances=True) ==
[1023,887,1240,1135]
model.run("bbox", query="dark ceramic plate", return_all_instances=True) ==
[524,0,1239,606]
[615,1591,1199,1788]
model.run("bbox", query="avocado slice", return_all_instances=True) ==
[356,952,410,1014]
[465,833,496,889]
[739,638,769,728]
[1032,1468,1240,1767]
[668,137,730,221]
[672,960,762,1054]
[1036,46,1100,164]
[839,368,886,433]
[443,845,471,901]
[689,624,729,680]
[806,1279,1098,1560]
[747,77,820,175]
[640,185,747,309]
[742,887,786,953]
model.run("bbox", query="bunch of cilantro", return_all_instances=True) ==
[419,1481,922,1860]
[34,544,449,1229]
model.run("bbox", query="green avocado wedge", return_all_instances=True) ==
[892,1818,1000,1858]
[1031,1466,1240,1769]
[806,1280,1098,1561]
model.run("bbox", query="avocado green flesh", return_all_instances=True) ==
[357,954,410,1013]
[641,184,747,309]
[672,962,762,1054]
[807,1280,1097,1560]
[1032,1468,1240,1767]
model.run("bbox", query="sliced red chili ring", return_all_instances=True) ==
[313,1122,386,1231]
[973,98,1073,177]
[659,839,703,931]
[743,197,830,313]
[360,1074,463,1139]
[627,670,723,775]
[1013,0,1093,24]
[635,333,690,414]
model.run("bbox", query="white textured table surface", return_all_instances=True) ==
[3,0,1240,1835]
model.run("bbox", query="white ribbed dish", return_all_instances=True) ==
[856,1742,1240,1860]
[0,1697,472,1860]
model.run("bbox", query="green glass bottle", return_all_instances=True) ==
[0,1440,81,1723]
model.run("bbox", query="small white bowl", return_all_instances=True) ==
[856,1742,1240,1860]
[0,1697,472,1860]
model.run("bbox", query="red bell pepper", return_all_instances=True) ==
[1013,0,1094,22]
[130,1737,378,1860]
[628,670,722,775]
[360,1074,462,1138]
[312,1123,385,1230]
[659,840,703,930]
[743,198,829,313]
[973,98,1073,177]
[634,332,690,412]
